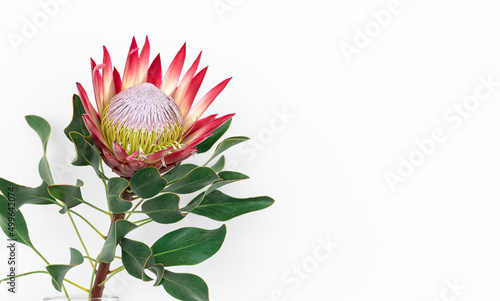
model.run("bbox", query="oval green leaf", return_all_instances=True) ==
[163,167,221,195]
[162,270,209,301]
[211,155,225,173]
[120,238,155,281]
[188,190,274,221]
[152,225,226,267]
[182,171,249,212]
[142,193,184,224]
[0,194,33,247]
[163,164,198,184]
[130,167,167,199]
[204,136,249,165]
[107,178,132,214]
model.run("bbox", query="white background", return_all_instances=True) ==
[1,0,500,300]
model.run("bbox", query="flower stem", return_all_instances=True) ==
[69,209,106,239]
[65,279,90,293]
[136,219,153,227]
[125,198,145,220]
[82,201,112,216]
[90,190,132,299]
[0,270,46,283]
[109,265,124,274]
[0,270,87,292]
[67,210,94,269]
[62,284,69,299]
[133,217,151,224]
[99,266,125,286]
[102,177,110,213]
[29,245,49,265]
[88,252,100,298]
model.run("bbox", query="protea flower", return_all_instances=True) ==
[77,37,234,177]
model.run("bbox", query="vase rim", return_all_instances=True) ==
[43,296,119,301]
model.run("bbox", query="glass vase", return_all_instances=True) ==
[42,296,119,301]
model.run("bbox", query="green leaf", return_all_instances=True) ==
[26,115,54,185]
[164,167,221,195]
[195,118,232,154]
[152,225,226,267]
[38,157,54,186]
[107,178,132,214]
[204,136,249,165]
[100,220,137,263]
[182,171,249,212]
[46,248,84,292]
[163,164,198,184]
[162,270,209,301]
[208,171,249,195]
[68,131,101,177]
[0,179,56,208]
[25,115,51,153]
[47,182,85,214]
[120,238,155,281]
[141,193,184,224]
[188,190,274,222]
[130,167,167,199]
[148,265,166,286]
[211,155,225,173]
[64,94,90,139]
[0,194,33,247]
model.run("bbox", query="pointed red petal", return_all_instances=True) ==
[183,113,216,138]
[82,114,109,150]
[163,147,196,165]
[173,51,202,107]
[90,58,100,111]
[147,54,162,88]
[90,58,96,79]
[76,83,100,127]
[184,78,232,128]
[102,148,122,166]
[126,151,139,161]
[111,167,129,178]
[135,36,150,85]
[127,160,148,172]
[102,46,116,109]
[161,43,186,96]
[186,133,213,148]
[121,37,139,90]
[183,113,234,145]
[118,163,135,177]
[144,147,173,164]
[112,140,129,162]
[179,66,208,115]
[113,67,122,94]
[92,63,105,114]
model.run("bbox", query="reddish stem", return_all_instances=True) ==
[91,189,132,299]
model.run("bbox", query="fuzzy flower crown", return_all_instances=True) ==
[78,36,234,177]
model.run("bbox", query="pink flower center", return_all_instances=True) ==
[105,83,182,132]
[101,83,184,156]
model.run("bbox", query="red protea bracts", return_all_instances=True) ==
[77,37,234,177]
